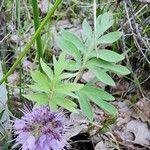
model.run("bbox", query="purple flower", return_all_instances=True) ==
[13,106,70,150]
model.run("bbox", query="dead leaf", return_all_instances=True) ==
[136,99,150,122]
[64,110,88,140]
[7,71,19,85]
[23,59,34,71]
[116,101,131,126]
[10,33,19,43]
[70,109,87,124]
[95,141,111,150]
[38,0,51,14]
[111,78,129,96]
[64,123,83,140]
[126,120,150,146]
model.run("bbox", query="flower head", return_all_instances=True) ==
[13,106,70,150]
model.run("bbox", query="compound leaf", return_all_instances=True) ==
[87,59,130,75]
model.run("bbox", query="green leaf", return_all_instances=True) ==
[90,97,118,116]
[23,93,49,105]
[53,91,79,99]
[79,86,117,116]
[31,70,50,88]
[28,84,50,93]
[97,32,122,44]
[66,60,80,71]
[53,55,58,72]
[91,49,124,63]
[85,36,94,51]
[60,72,78,80]
[49,100,58,111]
[111,64,131,75]
[88,66,115,86]
[66,92,79,99]
[56,83,84,93]
[61,30,86,53]
[56,37,81,61]
[54,98,77,112]
[81,85,115,101]
[0,110,5,120]
[55,90,79,99]
[53,52,68,76]
[96,12,114,38]
[82,19,93,40]
[40,59,53,80]
[77,92,93,121]
[87,59,130,75]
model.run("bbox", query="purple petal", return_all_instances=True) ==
[26,135,36,150]
[16,132,30,143]
[14,119,26,130]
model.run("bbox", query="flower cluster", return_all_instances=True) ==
[13,106,69,150]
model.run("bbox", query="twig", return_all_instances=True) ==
[123,0,149,98]
[124,0,150,64]
[118,4,148,31]
[135,0,150,4]
[140,75,150,85]
[0,0,4,11]
[106,132,120,150]
[0,31,12,44]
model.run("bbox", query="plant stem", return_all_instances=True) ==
[16,0,23,101]
[0,0,62,85]
[74,68,83,83]
[74,51,90,83]
[93,0,97,56]
[31,0,43,69]
[16,0,20,28]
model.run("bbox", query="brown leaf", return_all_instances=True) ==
[95,142,110,150]
[38,0,52,14]
[126,120,150,146]
[136,98,150,122]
